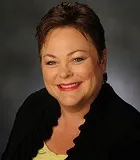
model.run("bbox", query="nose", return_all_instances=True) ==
[58,65,73,79]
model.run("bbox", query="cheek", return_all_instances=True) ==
[73,63,96,80]
[74,64,103,90]
[42,67,57,84]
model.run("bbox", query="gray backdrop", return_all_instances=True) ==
[1,0,140,156]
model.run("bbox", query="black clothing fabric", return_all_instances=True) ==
[1,83,140,160]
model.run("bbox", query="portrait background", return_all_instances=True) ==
[0,0,140,156]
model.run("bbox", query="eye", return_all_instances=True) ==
[46,61,56,65]
[73,57,84,62]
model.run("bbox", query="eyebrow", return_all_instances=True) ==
[43,49,88,58]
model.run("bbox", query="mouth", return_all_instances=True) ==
[57,82,82,91]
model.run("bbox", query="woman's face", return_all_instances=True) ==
[41,27,107,110]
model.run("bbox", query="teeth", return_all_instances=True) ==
[60,83,79,88]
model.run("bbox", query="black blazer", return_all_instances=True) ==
[1,83,140,160]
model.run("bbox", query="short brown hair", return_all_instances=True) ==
[35,2,106,59]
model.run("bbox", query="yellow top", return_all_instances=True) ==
[33,143,68,160]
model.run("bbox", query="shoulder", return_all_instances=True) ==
[104,83,140,139]
[91,83,140,139]
[16,88,58,120]
[109,85,140,123]
[1,88,58,159]
[13,87,60,133]
[17,88,48,115]
[104,83,140,118]
[107,87,140,157]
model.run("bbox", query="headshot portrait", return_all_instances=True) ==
[1,1,140,160]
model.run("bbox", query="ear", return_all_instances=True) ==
[99,48,107,73]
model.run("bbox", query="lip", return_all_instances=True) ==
[57,82,82,91]
[58,82,81,85]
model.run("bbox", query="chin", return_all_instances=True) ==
[58,97,82,108]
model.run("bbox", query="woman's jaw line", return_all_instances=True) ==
[58,92,97,117]
[59,100,91,119]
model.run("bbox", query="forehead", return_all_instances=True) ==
[41,27,97,55]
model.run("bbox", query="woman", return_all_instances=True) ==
[2,2,140,160]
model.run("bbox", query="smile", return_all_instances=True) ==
[57,82,81,91]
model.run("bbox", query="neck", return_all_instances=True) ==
[59,101,91,127]
[58,107,88,129]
